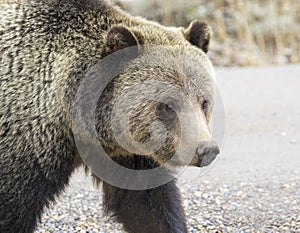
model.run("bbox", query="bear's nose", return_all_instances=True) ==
[196,141,220,167]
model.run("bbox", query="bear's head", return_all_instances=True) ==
[79,20,219,171]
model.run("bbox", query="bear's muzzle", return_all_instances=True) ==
[192,141,220,167]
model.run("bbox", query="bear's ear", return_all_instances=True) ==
[184,20,211,53]
[102,25,139,60]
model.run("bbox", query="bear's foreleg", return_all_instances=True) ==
[0,150,76,233]
[102,180,187,233]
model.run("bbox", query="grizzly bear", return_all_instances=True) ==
[0,0,220,232]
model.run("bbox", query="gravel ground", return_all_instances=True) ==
[37,174,300,233]
[37,65,300,233]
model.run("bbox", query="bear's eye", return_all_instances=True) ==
[201,100,209,116]
[157,102,177,122]
[165,103,175,112]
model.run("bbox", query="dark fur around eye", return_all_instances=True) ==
[157,102,177,122]
[201,100,209,115]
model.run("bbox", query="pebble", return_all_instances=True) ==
[37,176,300,232]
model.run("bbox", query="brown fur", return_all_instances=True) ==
[0,1,215,232]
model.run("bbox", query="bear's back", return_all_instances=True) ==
[0,0,110,128]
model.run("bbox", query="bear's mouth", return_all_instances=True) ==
[110,147,219,170]
[195,152,218,167]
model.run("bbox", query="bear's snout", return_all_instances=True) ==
[194,141,220,167]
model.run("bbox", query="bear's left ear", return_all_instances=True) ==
[101,25,139,60]
[183,20,212,53]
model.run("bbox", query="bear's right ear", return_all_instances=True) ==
[101,25,139,60]
[184,20,212,53]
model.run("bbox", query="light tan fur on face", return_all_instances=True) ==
[96,42,215,167]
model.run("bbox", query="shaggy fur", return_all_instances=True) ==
[0,1,215,232]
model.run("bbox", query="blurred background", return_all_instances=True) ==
[114,0,300,66]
